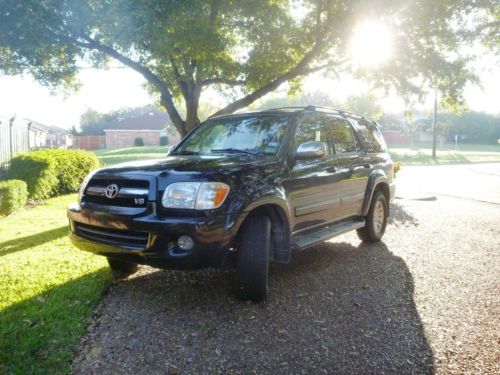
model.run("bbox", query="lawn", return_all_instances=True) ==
[0,194,112,374]
[94,145,171,165]
[389,142,500,165]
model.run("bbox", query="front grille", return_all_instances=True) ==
[76,223,149,249]
[83,178,149,208]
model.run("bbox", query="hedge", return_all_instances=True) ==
[7,149,99,200]
[0,179,28,216]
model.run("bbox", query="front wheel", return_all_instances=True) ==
[357,191,388,243]
[107,258,139,277]
[235,214,271,302]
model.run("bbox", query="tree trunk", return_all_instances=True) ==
[184,82,202,136]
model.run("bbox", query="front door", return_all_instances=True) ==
[289,113,350,232]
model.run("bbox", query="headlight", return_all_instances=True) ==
[78,172,95,202]
[162,182,230,210]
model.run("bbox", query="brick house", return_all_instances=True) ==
[104,112,181,148]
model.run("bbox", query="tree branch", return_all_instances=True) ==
[201,78,246,86]
[211,42,326,117]
[67,32,185,131]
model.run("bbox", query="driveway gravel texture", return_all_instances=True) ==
[71,195,499,374]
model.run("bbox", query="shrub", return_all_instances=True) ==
[134,137,144,147]
[7,153,59,200]
[7,149,99,199]
[36,149,99,194]
[394,161,402,177]
[0,179,28,216]
[160,135,168,146]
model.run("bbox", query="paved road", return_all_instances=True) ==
[72,164,500,374]
[397,162,500,204]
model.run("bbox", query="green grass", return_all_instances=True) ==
[0,194,112,374]
[94,145,171,166]
[389,142,500,165]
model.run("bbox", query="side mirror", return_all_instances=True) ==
[296,141,327,160]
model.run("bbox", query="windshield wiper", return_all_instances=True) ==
[172,150,199,155]
[211,148,259,156]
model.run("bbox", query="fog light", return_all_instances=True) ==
[177,235,194,251]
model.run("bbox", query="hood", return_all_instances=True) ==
[95,154,280,178]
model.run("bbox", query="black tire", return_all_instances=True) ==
[107,258,139,277]
[357,191,388,243]
[235,214,271,302]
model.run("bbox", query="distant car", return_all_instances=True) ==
[68,106,395,301]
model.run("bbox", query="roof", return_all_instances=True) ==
[211,105,377,124]
[105,112,171,131]
[21,119,69,133]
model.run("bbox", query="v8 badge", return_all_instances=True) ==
[134,198,145,205]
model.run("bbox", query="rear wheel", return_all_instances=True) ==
[357,191,388,243]
[235,214,271,302]
[107,258,139,277]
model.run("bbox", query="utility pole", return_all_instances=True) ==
[432,90,438,160]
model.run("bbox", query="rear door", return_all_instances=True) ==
[327,116,369,218]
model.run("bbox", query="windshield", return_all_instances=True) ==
[173,115,289,156]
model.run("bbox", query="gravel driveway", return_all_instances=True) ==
[71,190,499,373]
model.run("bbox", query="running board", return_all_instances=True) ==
[292,218,365,250]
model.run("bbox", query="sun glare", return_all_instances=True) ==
[350,21,393,66]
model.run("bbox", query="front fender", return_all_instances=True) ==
[224,187,292,235]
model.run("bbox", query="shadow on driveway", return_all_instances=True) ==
[72,241,434,374]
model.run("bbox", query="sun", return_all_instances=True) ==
[350,21,393,66]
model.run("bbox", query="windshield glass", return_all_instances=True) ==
[173,115,289,156]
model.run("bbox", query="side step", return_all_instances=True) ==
[292,218,365,250]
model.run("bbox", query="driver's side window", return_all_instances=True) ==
[295,114,334,155]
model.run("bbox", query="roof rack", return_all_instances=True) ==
[267,105,376,123]
[211,105,377,124]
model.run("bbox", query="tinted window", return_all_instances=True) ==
[330,119,359,154]
[295,114,334,155]
[356,120,387,152]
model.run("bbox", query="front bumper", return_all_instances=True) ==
[67,202,231,270]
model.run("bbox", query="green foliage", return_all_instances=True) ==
[160,135,168,146]
[393,162,402,178]
[254,90,382,119]
[0,179,28,216]
[344,93,383,120]
[0,0,498,134]
[134,137,145,147]
[7,153,59,200]
[7,149,99,199]
[412,111,500,144]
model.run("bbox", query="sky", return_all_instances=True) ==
[0,21,498,129]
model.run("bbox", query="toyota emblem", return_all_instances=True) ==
[104,184,119,199]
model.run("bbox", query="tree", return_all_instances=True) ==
[69,125,79,136]
[404,108,420,148]
[1,1,498,136]
[344,92,383,120]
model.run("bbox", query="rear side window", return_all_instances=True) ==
[329,118,359,154]
[355,120,387,152]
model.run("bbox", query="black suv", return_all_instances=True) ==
[68,106,395,301]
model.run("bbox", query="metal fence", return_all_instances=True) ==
[0,118,30,178]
